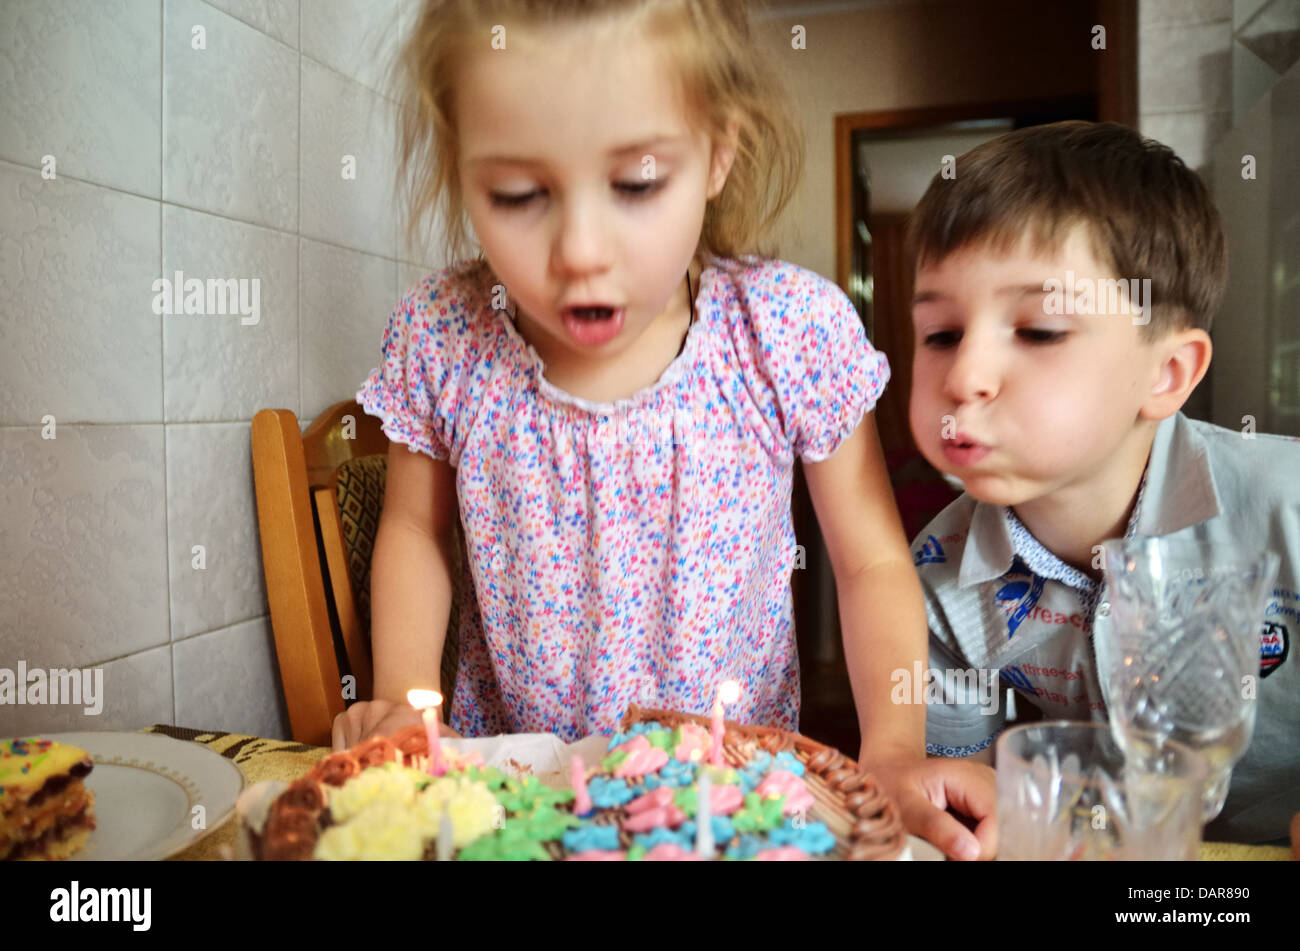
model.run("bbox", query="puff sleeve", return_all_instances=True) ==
[744,263,890,462]
[355,268,477,462]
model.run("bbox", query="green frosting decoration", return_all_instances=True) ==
[674,786,696,816]
[731,792,786,832]
[456,823,551,861]
[463,765,509,790]
[626,844,647,862]
[601,749,629,771]
[645,730,674,752]
[514,805,581,842]
[494,774,577,813]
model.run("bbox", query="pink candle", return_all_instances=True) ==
[571,755,594,816]
[407,689,445,776]
[710,680,741,767]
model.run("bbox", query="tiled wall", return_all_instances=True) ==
[1138,0,1234,170]
[0,0,440,739]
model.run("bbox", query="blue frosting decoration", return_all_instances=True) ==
[563,822,621,853]
[679,814,736,846]
[633,825,692,851]
[607,720,666,750]
[587,776,634,808]
[769,819,834,855]
[643,757,697,790]
[724,833,767,860]
[771,751,805,777]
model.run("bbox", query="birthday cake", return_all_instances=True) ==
[240,705,905,861]
[1,737,97,861]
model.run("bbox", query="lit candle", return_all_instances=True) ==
[437,813,454,861]
[407,689,445,776]
[710,680,741,767]
[696,774,714,858]
[571,755,594,817]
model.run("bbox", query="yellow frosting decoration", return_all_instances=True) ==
[314,801,427,861]
[325,763,421,823]
[411,775,499,848]
[312,769,498,859]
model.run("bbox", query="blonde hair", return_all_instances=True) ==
[387,0,804,273]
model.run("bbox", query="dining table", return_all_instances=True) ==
[141,724,1293,861]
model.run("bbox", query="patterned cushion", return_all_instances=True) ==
[335,455,461,708]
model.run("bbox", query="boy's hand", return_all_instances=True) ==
[331,698,463,751]
[864,757,997,861]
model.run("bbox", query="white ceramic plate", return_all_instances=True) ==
[40,732,245,860]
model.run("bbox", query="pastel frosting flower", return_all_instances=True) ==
[633,825,692,851]
[673,723,711,763]
[679,814,736,846]
[607,721,665,749]
[643,757,697,789]
[769,818,835,855]
[326,765,419,823]
[724,833,767,861]
[563,822,621,853]
[314,801,426,860]
[587,776,634,808]
[756,769,814,816]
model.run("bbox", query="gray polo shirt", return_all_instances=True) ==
[913,411,1300,843]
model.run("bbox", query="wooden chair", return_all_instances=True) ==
[251,400,462,746]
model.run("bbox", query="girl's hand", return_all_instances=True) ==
[865,757,998,861]
[331,699,463,751]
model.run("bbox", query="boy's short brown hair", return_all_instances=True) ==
[906,120,1227,335]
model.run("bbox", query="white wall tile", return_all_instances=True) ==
[165,423,270,639]
[300,0,401,97]
[164,0,299,231]
[1141,0,1232,28]
[162,204,298,421]
[173,617,290,738]
[0,645,174,735]
[300,59,399,259]
[0,0,162,197]
[1140,109,1233,170]
[1139,19,1233,113]
[0,161,161,425]
[203,0,300,48]
[300,237,396,421]
[0,426,169,671]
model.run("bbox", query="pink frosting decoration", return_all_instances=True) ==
[756,769,815,815]
[613,744,669,779]
[673,724,711,763]
[626,785,676,814]
[612,734,651,756]
[622,805,687,833]
[756,846,810,861]
[566,849,626,861]
[708,784,745,816]
[644,843,704,861]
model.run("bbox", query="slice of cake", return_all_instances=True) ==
[240,706,905,861]
[1,737,97,861]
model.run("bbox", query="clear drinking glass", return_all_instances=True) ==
[996,722,1208,860]
[1097,537,1279,821]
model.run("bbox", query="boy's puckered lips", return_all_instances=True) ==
[944,432,992,467]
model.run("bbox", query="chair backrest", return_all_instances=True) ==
[251,399,461,746]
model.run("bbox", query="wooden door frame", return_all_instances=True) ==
[834,96,1105,295]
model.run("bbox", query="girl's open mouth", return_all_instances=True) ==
[562,305,625,346]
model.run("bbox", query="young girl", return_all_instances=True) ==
[333,0,992,860]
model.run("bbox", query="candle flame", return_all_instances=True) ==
[718,680,741,704]
[407,688,443,709]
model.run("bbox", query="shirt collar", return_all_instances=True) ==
[956,413,1222,588]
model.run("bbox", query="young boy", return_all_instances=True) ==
[907,120,1300,845]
